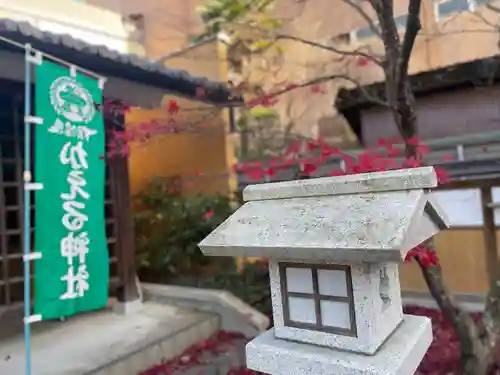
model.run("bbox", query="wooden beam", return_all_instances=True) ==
[111,157,138,302]
[107,109,138,303]
[480,186,498,284]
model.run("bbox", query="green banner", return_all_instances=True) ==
[34,61,109,319]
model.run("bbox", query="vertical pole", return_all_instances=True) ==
[481,186,498,283]
[23,44,32,375]
[110,110,138,303]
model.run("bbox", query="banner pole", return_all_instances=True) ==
[23,43,33,375]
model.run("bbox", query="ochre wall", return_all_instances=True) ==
[126,107,234,196]
[400,229,497,294]
[126,39,237,197]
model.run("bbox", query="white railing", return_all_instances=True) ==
[237,130,500,187]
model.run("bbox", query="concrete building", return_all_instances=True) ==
[0,0,145,56]
[86,0,206,58]
[85,0,500,142]
[245,0,500,143]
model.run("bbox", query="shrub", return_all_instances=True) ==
[134,176,236,281]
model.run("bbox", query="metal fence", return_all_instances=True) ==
[237,131,500,189]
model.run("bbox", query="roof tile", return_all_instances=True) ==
[0,18,241,105]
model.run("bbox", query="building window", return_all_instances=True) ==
[279,263,357,336]
[435,0,475,19]
[356,25,380,39]
[394,14,409,28]
[330,33,351,45]
[352,14,407,42]
[354,24,380,40]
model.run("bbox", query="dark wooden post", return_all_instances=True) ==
[111,157,138,302]
[107,103,138,302]
[481,185,498,284]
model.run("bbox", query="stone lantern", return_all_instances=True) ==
[199,167,449,375]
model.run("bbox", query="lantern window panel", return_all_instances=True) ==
[279,263,357,336]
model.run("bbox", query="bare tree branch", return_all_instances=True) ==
[245,72,390,108]
[467,7,500,32]
[371,0,400,67]
[275,33,384,65]
[397,0,422,89]
[487,2,500,14]
[342,0,383,38]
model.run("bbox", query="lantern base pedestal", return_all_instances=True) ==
[246,314,432,375]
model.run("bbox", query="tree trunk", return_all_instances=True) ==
[417,254,499,375]
[462,343,495,375]
[390,82,498,375]
[240,128,249,160]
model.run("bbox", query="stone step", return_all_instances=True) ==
[0,302,219,375]
[170,337,247,375]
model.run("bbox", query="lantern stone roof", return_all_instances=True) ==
[199,167,449,263]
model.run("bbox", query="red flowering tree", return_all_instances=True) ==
[234,135,447,266]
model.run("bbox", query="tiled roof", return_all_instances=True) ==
[335,54,500,112]
[0,19,241,105]
[156,35,221,62]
